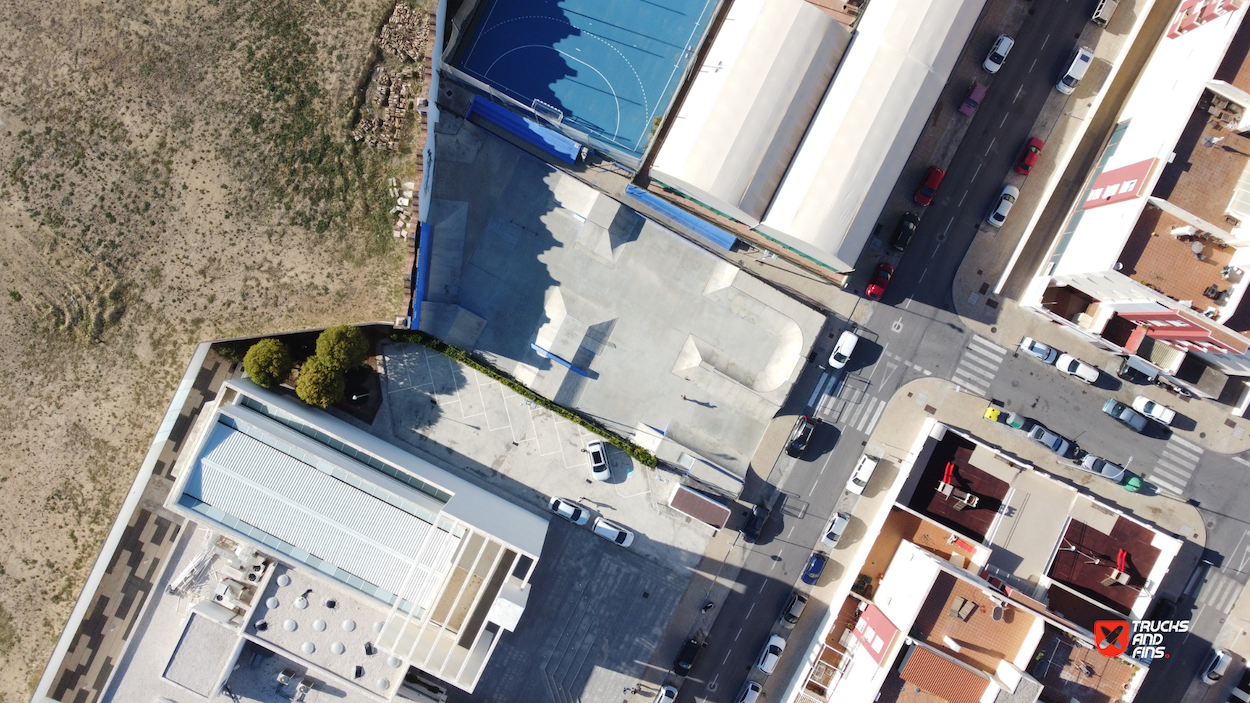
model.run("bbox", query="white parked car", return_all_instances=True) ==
[653,685,678,703]
[987,185,1019,227]
[1077,454,1125,483]
[592,517,634,548]
[547,496,590,525]
[586,440,610,481]
[1018,337,1059,363]
[821,511,851,548]
[829,330,859,369]
[1132,396,1176,426]
[983,34,1014,73]
[756,635,786,674]
[1055,353,1099,384]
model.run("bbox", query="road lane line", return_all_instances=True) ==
[984,137,996,156]
[734,628,742,641]
[1029,58,1038,73]
[918,267,928,283]
[1041,34,1049,50]
[999,112,1009,128]
[971,163,981,182]
[1014,85,1023,103]
[758,580,766,593]
[722,650,732,664]
[958,190,968,206]
[747,603,756,618]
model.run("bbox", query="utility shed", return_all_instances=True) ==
[669,484,732,528]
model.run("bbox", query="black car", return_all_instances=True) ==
[742,503,771,542]
[785,415,817,458]
[673,637,702,676]
[890,212,920,252]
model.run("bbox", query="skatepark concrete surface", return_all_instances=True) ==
[419,118,825,477]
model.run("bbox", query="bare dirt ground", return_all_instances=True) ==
[0,0,429,698]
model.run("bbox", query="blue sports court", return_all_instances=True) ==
[455,0,718,158]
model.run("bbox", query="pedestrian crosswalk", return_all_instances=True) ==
[952,335,1007,397]
[1149,435,1204,495]
[818,390,887,437]
[1197,569,1244,614]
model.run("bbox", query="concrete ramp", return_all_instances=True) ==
[419,302,487,350]
[425,200,468,304]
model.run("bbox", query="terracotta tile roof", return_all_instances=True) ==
[899,645,991,703]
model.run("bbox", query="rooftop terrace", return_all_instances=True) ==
[1029,624,1135,703]
[904,435,1008,543]
[1047,516,1161,616]
[911,572,1037,674]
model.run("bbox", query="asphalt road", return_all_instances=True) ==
[886,0,1095,309]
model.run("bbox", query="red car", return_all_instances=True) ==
[914,166,945,206]
[865,262,894,301]
[1015,137,1044,175]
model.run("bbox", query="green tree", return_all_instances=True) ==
[243,338,293,388]
[296,356,345,408]
[316,324,369,372]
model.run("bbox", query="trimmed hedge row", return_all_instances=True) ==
[391,330,658,468]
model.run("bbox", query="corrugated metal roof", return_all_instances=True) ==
[188,420,453,607]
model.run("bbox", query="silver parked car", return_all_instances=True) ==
[1103,399,1148,433]
[1018,337,1059,363]
[1028,425,1072,456]
[1077,454,1126,483]
[1056,353,1099,384]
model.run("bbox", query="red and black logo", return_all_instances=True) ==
[1094,620,1129,657]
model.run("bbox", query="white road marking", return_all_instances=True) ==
[1014,85,1024,103]
[807,372,831,407]
[999,112,1009,128]
[1041,34,1050,50]
[971,163,982,182]
[1029,58,1038,73]
[734,628,742,641]
[918,268,928,283]
[958,190,968,206]
[985,137,996,155]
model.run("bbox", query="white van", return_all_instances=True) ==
[847,454,880,496]
[1092,0,1118,26]
[1057,47,1094,95]
[829,330,859,369]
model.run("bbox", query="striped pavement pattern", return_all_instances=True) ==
[1197,569,1244,614]
[1149,434,1203,495]
[952,335,1007,397]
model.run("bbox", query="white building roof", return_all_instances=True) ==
[1052,5,1248,278]
[650,0,850,224]
[187,409,460,611]
[758,0,987,272]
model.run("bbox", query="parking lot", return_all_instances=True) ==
[378,339,721,700]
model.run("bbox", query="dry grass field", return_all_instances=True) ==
[0,0,426,697]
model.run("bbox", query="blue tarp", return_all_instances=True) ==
[467,97,579,165]
[409,221,432,329]
[625,185,737,250]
